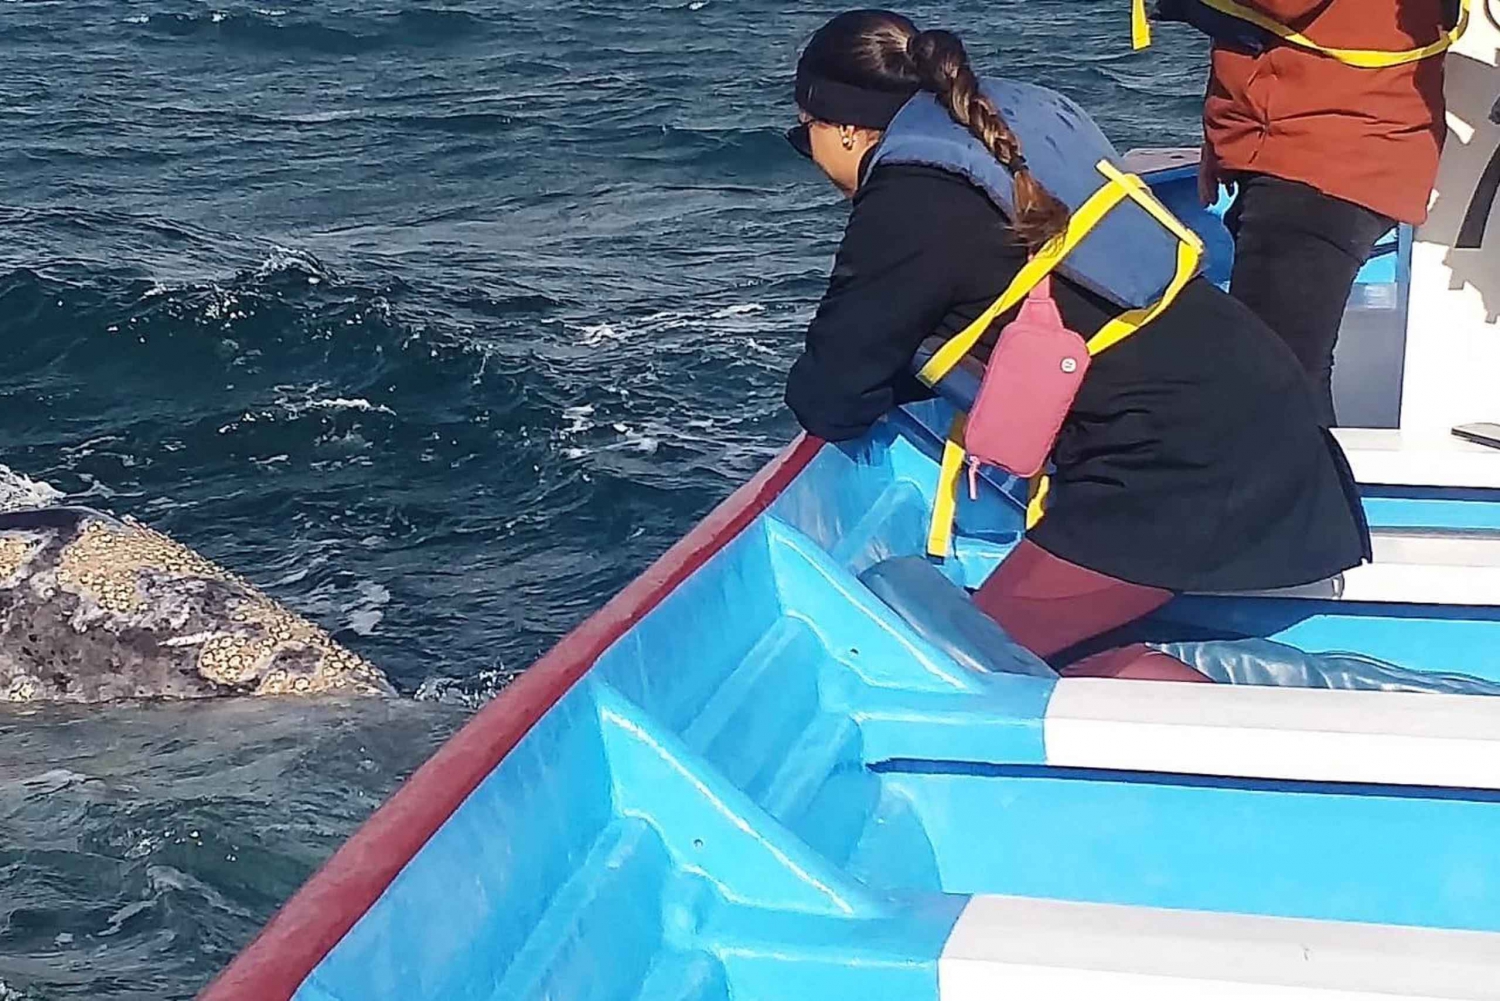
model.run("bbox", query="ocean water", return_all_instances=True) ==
[0,1,1205,996]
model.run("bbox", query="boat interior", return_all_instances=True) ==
[291,158,1500,1000]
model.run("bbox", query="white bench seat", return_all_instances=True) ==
[1334,428,1500,491]
[1195,528,1500,606]
[1044,677,1500,789]
[942,894,1500,1001]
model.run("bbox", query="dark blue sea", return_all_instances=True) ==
[0,1,1205,996]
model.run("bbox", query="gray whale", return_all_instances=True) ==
[0,506,394,702]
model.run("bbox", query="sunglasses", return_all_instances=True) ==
[785,122,814,160]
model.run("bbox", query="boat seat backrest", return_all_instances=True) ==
[858,556,1057,679]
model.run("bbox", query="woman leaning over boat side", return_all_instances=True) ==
[783,10,1371,682]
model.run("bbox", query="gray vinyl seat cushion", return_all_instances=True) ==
[859,557,1057,679]
[1156,638,1500,696]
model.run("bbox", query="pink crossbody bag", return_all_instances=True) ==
[917,160,1204,558]
[962,275,1088,484]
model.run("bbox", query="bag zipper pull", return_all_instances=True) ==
[967,458,981,501]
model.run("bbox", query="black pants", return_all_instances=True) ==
[1225,174,1394,426]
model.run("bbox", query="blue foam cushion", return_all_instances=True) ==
[859,556,1057,679]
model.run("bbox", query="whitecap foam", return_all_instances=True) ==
[345,580,390,636]
[267,392,397,421]
[580,323,625,347]
[710,302,764,318]
[5,768,94,793]
[0,465,65,514]
[309,397,396,415]
[200,285,248,322]
[255,245,336,283]
[560,403,595,435]
[413,667,514,708]
[605,423,661,455]
[638,310,695,332]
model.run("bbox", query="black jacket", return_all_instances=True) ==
[787,162,1369,592]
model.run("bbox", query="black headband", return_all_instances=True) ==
[794,71,916,130]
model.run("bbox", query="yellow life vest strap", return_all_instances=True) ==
[923,162,1204,557]
[917,164,1132,388]
[1085,161,1204,354]
[927,414,970,558]
[1132,0,1470,69]
[927,419,1052,555]
[1026,473,1051,531]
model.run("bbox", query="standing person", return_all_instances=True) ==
[1163,0,1460,425]
[783,10,1371,681]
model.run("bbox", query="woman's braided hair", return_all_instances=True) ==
[904,28,1070,249]
[801,11,1071,249]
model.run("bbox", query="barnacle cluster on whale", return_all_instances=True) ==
[0,506,394,703]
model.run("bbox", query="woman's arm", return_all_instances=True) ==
[786,166,998,441]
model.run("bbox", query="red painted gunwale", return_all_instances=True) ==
[197,434,824,1001]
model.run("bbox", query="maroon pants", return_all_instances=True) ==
[972,540,1212,682]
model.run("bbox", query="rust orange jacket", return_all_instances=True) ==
[1204,0,1450,224]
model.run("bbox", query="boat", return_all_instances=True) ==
[200,20,1500,1001]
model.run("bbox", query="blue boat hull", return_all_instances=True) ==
[200,167,1500,1001]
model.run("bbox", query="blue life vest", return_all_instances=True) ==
[866,77,1198,311]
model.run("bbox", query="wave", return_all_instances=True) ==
[0,257,493,460]
[130,6,494,56]
[129,104,520,137]
[0,250,571,422]
[0,250,793,539]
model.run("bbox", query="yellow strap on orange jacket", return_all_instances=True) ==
[923,161,1204,558]
[1132,0,1154,48]
[1131,0,1470,68]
